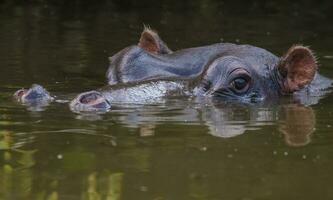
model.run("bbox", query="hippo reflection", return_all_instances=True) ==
[14,28,332,112]
[98,101,316,147]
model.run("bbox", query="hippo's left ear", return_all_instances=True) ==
[277,45,317,93]
[138,27,172,54]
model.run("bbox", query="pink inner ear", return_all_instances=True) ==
[280,46,317,92]
[138,31,160,54]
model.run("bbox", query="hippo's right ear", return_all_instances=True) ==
[138,26,172,54]
[276,45,317,94]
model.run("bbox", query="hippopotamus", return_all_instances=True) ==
[14,28,332,112]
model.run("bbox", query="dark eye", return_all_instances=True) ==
[230,77,250,93]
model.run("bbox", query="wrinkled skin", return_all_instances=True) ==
[14,28,332,113]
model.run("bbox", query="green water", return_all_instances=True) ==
[1,1,333,199]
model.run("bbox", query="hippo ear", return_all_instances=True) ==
[277,45,317,93]
[138,26,172,54]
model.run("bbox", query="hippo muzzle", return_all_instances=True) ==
[14,84,53,104]
[69,91,111,113]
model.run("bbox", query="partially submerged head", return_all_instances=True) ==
[108,27,321,103]
[69,91,111,113]
[14,84,53,105]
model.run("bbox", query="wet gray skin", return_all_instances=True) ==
[69,80,188,113]
[14,84,54,106]
[15,28,333,113]
[69,28,332,112]
[69,90,112,113]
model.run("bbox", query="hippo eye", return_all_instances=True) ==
[230,76,250,93]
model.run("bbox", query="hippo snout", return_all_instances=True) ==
[14,84,53,104]
[69,91,111,113]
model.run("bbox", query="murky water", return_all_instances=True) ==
[1,1,333,199]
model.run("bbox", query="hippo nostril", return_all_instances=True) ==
[14,89,27,98]
[71,91,111,113]
[79,92,101,105]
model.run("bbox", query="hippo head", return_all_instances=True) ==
[73,28,321,113]
[106,28,319,104]
[195,45,318,103]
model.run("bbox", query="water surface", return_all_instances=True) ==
[1,1,333,199]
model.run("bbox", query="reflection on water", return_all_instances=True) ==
[0,101,323,199]
[1,0,333,199]
[279,105,315,147]
[91,101,316,148]
[82,172,123,200]
[0,140,37,199]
